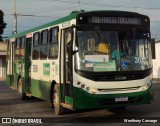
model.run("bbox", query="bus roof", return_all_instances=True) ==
[8,10,148,39]
[8,10,81,39]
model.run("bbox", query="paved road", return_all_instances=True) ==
[0,80,160,125]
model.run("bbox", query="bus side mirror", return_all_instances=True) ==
[150,38,156,59]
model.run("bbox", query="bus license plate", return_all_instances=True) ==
[115,97,128,102]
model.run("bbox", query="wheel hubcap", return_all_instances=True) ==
[54,91,59,107]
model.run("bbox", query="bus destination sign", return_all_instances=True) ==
[88,16,141,25]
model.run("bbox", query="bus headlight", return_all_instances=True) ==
[76,81,97,94]
[141,83,152,91]
[86,87,90,91]
[141,85,149,91]
[91,88,97,94]
[81,84,85,88]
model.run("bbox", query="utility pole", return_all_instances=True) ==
[13,0,17,34]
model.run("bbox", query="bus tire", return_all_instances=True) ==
[50,81,56,109]
[17,78,26,100]
[53,84,64,115]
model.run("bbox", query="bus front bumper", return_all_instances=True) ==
[73,86,153,109]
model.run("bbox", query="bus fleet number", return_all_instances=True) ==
[135,57,147,64]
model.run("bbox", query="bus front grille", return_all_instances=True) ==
[98,86,140,92]
[90,74,146,81]
[76,69,152,81]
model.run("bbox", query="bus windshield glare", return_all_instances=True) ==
[75,30,152,72]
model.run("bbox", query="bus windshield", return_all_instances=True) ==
[75,30,152,72]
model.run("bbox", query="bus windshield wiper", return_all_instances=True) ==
[95,26,110,53]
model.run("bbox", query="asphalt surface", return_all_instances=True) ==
[0,80,160,126]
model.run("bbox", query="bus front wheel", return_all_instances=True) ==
[17,78,26,100]
[53,84,64,115]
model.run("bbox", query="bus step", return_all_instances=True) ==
[61,103,74,110]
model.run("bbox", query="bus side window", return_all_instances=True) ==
[32,32,40,60]
[15,38,21,58]
[21,37,25,56]
[48,27,59,59]
[21,37,25,48]
[40,30,48,59]
[16,38,21,49]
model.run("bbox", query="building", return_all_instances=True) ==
[0,41,7,80]
[152,41,160,78]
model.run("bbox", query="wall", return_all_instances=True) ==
[0,56,6,79]
[153,42,160,78]
[0,42,7,80]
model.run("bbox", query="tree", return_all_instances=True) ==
[0,10,7,41]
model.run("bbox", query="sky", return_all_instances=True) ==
[0,0,160,40]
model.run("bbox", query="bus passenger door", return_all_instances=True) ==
[25,35,32,93]
[7,40,15,87]
[62,28,73,106]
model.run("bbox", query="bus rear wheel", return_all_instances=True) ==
[17,78,26,100]
[53,84,64,115]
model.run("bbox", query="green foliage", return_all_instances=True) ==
[0,10,7,41]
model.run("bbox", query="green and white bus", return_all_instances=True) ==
[6,10,155,115]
